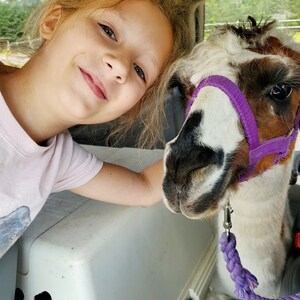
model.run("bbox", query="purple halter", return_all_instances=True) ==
[186,75,300,182]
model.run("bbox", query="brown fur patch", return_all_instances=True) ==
[231,35,300,181]
[253,36,300,63]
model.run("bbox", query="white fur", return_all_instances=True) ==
[212,162,292,298]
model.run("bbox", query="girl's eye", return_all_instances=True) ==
[268,84,292,102]
[99,24,117,41]
[134,64,146,82]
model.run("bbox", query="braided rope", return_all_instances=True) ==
[220,232,300,300]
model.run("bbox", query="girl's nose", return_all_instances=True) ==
[103,55,130,84]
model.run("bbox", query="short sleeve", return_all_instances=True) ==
[52,133,103,192]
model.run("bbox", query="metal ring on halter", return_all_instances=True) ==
[223,202,233,242]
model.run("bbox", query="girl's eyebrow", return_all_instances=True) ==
[148,59,159,80]
[149,57,158,69]
[93,8,121,22]
[98,8,124,22]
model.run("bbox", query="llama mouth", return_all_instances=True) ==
[180,205,218,220]
[180,196,219,219]
[163,183,222,219]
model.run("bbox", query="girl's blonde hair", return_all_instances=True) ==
[23,0,201,148]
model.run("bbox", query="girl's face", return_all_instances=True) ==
[38,0,173,124]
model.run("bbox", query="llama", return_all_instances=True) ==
[162,17,300,299]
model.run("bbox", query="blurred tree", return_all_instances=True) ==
[0,0,40,42]
[288,0,300,19]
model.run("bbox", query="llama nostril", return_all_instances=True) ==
[175,185,182,196]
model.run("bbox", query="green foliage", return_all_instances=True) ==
[205,0,300,24]
[0,0,299,42]
[0,1,40,42]
[288,0,300,19]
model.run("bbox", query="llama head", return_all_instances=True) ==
[163,17,300,219]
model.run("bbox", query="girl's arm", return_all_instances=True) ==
[70,160,164,207]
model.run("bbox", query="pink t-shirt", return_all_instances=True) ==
[0,92,103,258]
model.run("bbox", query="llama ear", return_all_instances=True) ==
[40,5,62,40]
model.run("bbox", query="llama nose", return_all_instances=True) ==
[166,111,224,178]
[167,142,222,180]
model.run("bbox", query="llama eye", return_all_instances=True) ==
[268,84,292,101]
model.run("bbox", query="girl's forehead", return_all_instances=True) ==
[84,0,124,9]
[83,0,150,13]
[69,0,172,82]
[87,0,153,16]
[83,0,173,51]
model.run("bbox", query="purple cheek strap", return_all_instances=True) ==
[186,75,300,182]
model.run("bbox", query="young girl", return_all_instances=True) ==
[0,0,199,258]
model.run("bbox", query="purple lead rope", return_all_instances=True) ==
[220,232,300,300]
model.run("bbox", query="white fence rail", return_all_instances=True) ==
[0,38,40,50]
[205,18,300,32]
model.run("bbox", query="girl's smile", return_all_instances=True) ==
[79,67,108,101]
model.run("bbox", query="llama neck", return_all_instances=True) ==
[218,160,293,243]
[216,159,293,296]
[226,160,292,228]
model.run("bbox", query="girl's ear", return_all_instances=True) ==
[40,5,63,40]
